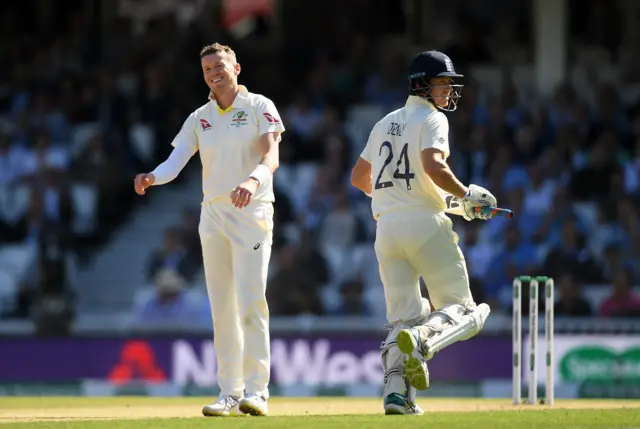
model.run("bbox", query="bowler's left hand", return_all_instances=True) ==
[230,178,259,209]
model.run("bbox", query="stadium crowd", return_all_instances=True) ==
[1,0,639,329]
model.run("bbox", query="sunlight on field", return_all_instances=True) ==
[1,397,640,427]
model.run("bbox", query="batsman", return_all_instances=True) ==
[351,51,493,415]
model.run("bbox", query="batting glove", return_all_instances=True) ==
[461,184,497,221]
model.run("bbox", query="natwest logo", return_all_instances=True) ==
[108,340,167,385]
[172,339,383,386]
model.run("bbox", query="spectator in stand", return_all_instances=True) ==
[554,273,593,317]
[599,268,640,318]
[542,218,602,283]
[146,227,198,283]
[333,279,371,316]
[132,268,209,328]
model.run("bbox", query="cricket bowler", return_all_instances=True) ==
[351,51,493,415]
[134,43,284,417]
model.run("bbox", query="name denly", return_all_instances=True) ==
[387,122,407,136]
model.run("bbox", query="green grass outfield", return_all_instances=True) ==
[1,397,639,428]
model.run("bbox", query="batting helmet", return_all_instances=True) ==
[408,51,463,112]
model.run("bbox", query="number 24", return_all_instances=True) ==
[374,141,415,190]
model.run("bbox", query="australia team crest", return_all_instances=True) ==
[231,110,249,127]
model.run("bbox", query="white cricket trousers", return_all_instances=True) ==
[199,198,273,398]
[374,209,476,324]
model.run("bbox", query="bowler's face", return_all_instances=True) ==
[201,52,240,92]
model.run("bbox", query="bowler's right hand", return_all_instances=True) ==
[134,173,155,195]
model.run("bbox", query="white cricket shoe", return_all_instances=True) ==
[396,329,430,390]
[239,393,268,416]
[384,393,425,415]
[202,395,243,417]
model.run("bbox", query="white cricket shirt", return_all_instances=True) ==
[169,86,285,203]
[360,96,451,219]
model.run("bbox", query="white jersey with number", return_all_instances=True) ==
[360,96,451,219]
[171,86,285,204]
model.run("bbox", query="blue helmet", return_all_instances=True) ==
[408,51,464,112]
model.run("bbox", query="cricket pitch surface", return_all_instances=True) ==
[1,397,639,428]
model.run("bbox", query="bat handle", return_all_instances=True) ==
[473,206,515,219]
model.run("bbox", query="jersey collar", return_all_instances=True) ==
[209,85,250,114]
[405,95,437,111]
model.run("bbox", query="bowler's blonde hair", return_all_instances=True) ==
[200,43,237,62]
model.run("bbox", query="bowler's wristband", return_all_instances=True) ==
[249,164,271,186]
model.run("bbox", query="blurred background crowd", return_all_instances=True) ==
[0,0,639,335]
